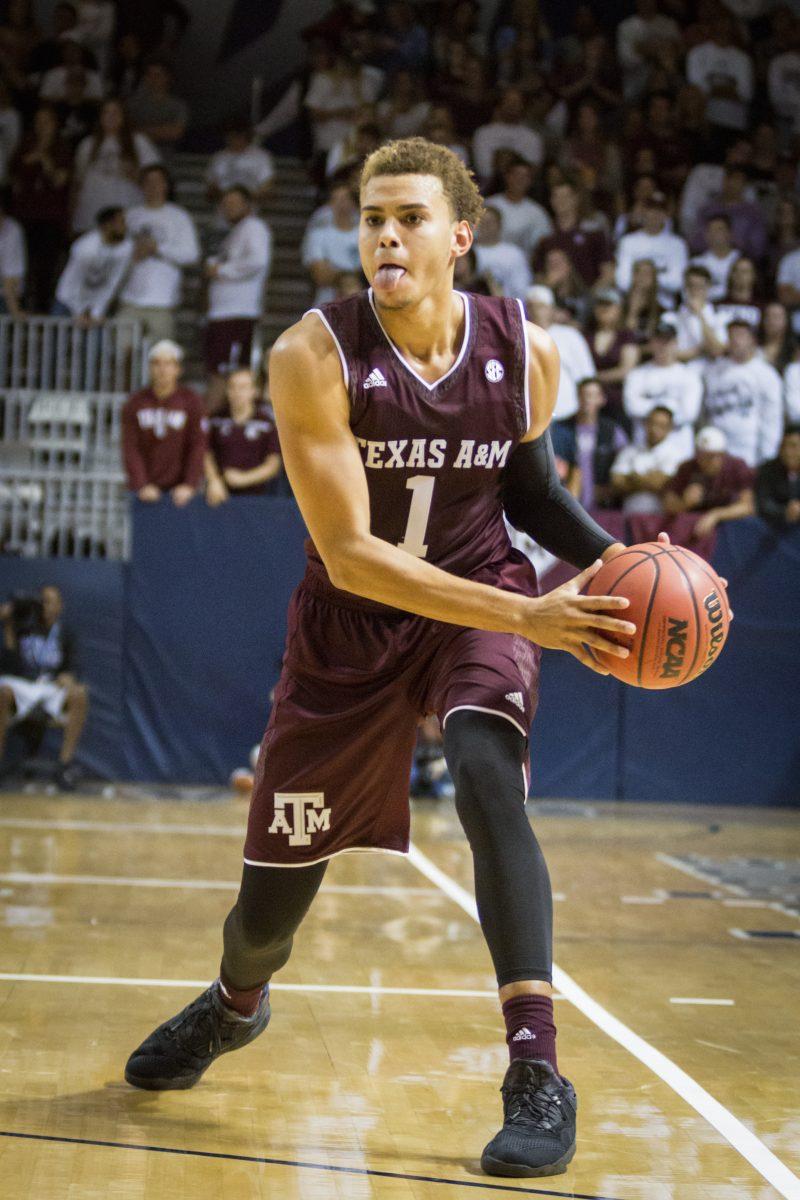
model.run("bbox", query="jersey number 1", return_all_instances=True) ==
[397,475,435,558]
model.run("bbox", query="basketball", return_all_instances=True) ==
[583,543,731,689]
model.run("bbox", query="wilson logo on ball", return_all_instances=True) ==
[700,590,726,673]
[659,617,689,679]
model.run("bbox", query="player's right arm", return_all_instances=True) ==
[269,315,634,672]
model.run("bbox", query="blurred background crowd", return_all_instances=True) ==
[3,0,800,787]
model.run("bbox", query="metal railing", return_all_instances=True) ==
[0,317,148,394]
[0,468,129,559]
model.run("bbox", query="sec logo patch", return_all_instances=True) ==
[485,359,504,383]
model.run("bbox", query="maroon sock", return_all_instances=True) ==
[218,972,265,1018]
[502,993,558,1073]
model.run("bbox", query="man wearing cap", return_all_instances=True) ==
[623,320,702,459]
[702,319,783,467]
[615,191,688,308]
[525,285,595,421]
[661,425,754,547]
[121,339,207,506]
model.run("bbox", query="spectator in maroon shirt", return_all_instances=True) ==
[533,180,609,287]
[205,367,282,505]
[121,339,207,507]
[631,425,755,560]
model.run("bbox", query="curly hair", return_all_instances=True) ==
[360,137,485,227]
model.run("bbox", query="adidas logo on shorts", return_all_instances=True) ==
[512,1027,536,1041]
[505,691,525,712]
[364,367,388,389]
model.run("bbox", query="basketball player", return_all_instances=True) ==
[125,139,638,1179]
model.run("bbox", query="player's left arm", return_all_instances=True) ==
[502,322,627,567]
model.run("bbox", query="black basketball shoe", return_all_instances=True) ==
[124,980,270,1090]
[480,1059,577,1177]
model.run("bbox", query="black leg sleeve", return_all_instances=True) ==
[221,859,328,989]
[443,709,553,986]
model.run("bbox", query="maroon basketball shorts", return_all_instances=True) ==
[205,317,256,375]
[244,573,541,867]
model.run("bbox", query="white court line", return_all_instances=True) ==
[669,998,735,1006]
[0,973,567,1001]
[406,842,800,1200]
[0,872,438,897]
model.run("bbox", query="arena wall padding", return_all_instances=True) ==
[123,496,308,782]
[1,509,798,805]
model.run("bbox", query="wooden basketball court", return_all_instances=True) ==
[0,790,798,1199]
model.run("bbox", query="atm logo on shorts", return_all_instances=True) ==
[268,792,331,846]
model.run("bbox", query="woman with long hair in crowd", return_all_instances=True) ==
[588,288,640,421]
[759,301,796,373]
[71,95,159,232]
[536,245,590,325]
[715,255,763,330]
[11,102,72,311]
[622,258,663,341]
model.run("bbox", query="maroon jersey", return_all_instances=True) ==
[208,403,281,495]
[306,289,533,597]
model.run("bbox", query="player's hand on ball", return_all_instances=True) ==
[526,559,636,675]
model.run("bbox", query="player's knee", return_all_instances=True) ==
[0,685,15,713]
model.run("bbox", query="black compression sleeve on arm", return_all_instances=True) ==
[502,430,618,569]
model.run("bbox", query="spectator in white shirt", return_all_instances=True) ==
[376,69,431,139]
[118,164,200,340]
[616,0,682,100]
[72,97,160,233]
[301,180,360,306]
[0,187,26,317]
[205,186,271,399]
[685,12,754,132]
[304,51,383,159]
[767,24,800,135]
[485,156,552,257]
[525,285,595,420]
[53,204,132,324]
[610,405,686,513]
[690,214,739,301]
[473,205,532,301]
[785,359,800,423]
[702,319,784,467]
[674,265,727,368]
[472,87,544,186]
[39,38,103,102]
[206,120,275,209]
[624,321,703,458]
[776,245,800,321]
[615,191,689,308]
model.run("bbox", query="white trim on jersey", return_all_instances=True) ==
[304,307,350,390]
[441,703,528,740]
[516,297,532,432]
[244,845,409,868]
[367,288,471,392]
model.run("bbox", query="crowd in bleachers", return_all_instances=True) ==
[1,0,799,533]
[285,0,800,536]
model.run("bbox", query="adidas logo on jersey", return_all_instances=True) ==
[505,691,525,712]
[512,1027,536,1041]
[364,367,388,390]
